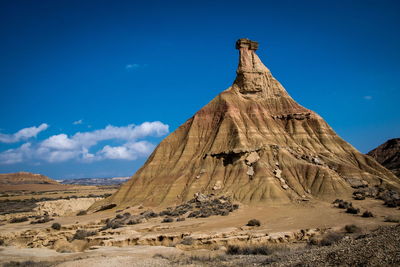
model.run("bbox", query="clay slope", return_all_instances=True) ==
[368,138,400,177]
[96,39,399,208]
[0,172,59,185]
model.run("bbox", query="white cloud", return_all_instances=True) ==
[73,119,83,125]
[0,121,169,164]
[363,95,373,100]
[0,123,48,143]
[0,143,32,164]
[126,63,140,70]
[99,141,155,160]
[41,134,77,150]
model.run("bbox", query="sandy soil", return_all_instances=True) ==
[0,245,179,267]
[1,190,399,266]
[0,186,116,201]
[0,184,78,192]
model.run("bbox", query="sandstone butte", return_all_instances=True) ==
[93,39,400,209]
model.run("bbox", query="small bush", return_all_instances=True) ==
[72,229,96,240]
[320,232,343,246]
[346,206,360,214]
[176,217,186,222]
[76,210,87,216]
[127,219,140,225]
[181,237,193,245]
[362,210,374,218]
[3,261,54,267]
[30,216,53,224]
[353,193,365,200]
[338,201,352,209]
[332,199,341,204]
[103,219,123,229]
[51,222,61,230]
[188,211,200,218]
[162,217,174,223]
[219,209,229,216]
[227,244,272,255]
[9,216,29,223]
[140,210,158,219]
[344,224,361,233]
[384,215,400,223]
[0,239,4,246]
[247,219,261,227]
[384,200,399,208]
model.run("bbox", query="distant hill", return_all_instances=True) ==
[61,177,130,186]
[367,138,400,178]
[0,172,59,185]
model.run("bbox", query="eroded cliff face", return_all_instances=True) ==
[368,138,400,177]
[94,39,399,208]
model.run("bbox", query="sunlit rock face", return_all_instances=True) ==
[93,39,399,208]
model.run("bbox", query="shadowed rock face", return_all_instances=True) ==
[368,138,400,177]
[94,39,400,208]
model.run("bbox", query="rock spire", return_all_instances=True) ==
[92,39,400,208]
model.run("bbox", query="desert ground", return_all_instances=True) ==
[1,184,400,266]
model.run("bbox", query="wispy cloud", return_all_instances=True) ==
[0,121,169,164]
[126,63,140,70]
[0,123,48,143]
[73,119,83,125]
[125,63,148,71]
[363,95,373,100]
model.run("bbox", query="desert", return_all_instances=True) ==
[1,1,400,266]
[1,38,400,266]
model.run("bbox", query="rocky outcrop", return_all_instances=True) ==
[93,38,399,209]
[367,138,400,177]
[0,172,59,185]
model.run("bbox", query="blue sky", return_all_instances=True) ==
[0,0,399,179]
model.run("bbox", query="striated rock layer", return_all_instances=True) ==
[368,138,400,177]
[96,39,399,208]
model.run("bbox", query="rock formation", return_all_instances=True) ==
[0,172,59,185]
[368,138,400,177]
[95,38,400,208]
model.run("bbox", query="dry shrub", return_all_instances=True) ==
[362,210,374,218]
[9,216,28,223]
[30,216,53,224]
[384,215,400,223]
[153,253,227,264]
[180,237,193,245]
[3,261,54,267]
[247,219,261,227]
[346,206,360,214]
[319,232,343,246]
[51,222,61,230]
[162,217,174,223]
[227,244,272,255]
[72,229,96,240]
[344,224,361,233]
